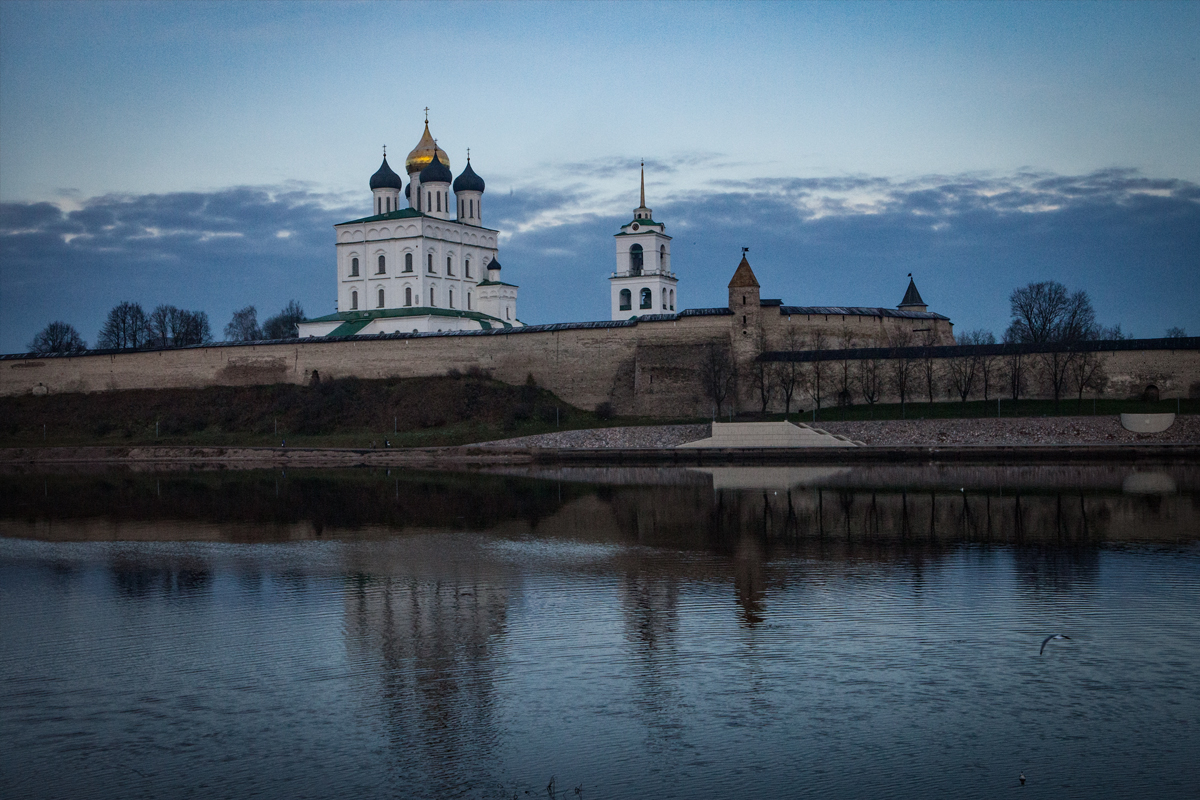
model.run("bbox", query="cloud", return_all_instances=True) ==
[1,187,357,350]
[2,169,1197,353]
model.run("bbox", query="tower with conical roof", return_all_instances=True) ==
[897,274,928,313]
[609,162,677,320]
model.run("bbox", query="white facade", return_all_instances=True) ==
[610,165,678,320]
[298,120,521,338]
[332,214,499,319]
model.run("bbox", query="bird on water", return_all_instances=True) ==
[1040,634,1071,655]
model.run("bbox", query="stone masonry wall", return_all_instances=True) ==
[3,312,1198,417]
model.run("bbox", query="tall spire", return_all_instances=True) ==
[633,160,652,221]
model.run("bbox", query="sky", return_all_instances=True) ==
[1,0,1198,353]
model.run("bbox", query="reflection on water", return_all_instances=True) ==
[1,465,1199,799]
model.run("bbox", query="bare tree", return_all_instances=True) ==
[700,341,737,418]
[918,330,940,405]
[262,300,305,340]
[1166,326,1187,339]
[747,326,778,414]
[225,306,263,342]
[965,329,999,400]
[1069,351,1109,408]
[858,351,883,406]
[174,310,212,345]
[834,327,856,409]
[886,328,915,416]
[946,329,991,402]
[28,321,86,354]
[147,305,212,347]
[1005,281,1096,344]
[803,331,830,419]
[771,325,804,418]
[96,301,148,350]
[1006,281,1106,407]
[1002,327,1027,401]
[146,305,180,348]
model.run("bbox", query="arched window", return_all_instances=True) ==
[506,306,511,320]
[640,288,652,309]
[405,287,412,306]
[662,288,667,309]
[470,199,474,218]
[670,289,675,311]
[350,290,358,310]
[619,289,632,311]
[405,253,413,272]
[377,289,385,308]
[467,292,472,310]
[377,255,385,274]
[377,197,381,215]
[428,254,434,273]
[449,288,454,308]
[465,259,471,278]
[430,286,436,306]
[350,257,359,277]
[660,245,666,265]
[630,244,643,274]
[447,256,453,275]
[436,192,441,212]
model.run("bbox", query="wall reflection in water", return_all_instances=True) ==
[1,464,1198,798]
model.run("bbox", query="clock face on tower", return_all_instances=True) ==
[632,223,640,231]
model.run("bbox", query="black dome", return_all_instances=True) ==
[419,150,452,184]
[404,183,410,198]
[453,160,485,193]
[369,156,403,190]
[486,257,501,271]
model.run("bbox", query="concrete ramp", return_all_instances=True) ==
[677,421,863,449]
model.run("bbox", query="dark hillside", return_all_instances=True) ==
[0,372,607,448]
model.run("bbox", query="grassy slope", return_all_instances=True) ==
[0,374,680,449]
[1,374,1193,448]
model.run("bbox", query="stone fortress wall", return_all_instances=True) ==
[4,302,1198,417]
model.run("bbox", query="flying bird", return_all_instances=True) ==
[1040,634,1071,655]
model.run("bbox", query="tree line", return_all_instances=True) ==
[26,301,307,353]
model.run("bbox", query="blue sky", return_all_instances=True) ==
[2,0,1198,352]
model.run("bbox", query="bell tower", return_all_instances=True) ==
[609,163,678,320]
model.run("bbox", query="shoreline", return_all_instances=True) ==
[2,416,1196,471]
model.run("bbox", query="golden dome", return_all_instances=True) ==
[405,122,450,175]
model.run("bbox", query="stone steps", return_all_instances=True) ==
[677,421,863,449]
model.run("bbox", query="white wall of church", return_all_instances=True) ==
[334,219,500,314]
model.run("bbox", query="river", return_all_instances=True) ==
[2,464,1198,799]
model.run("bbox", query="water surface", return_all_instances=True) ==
[2,465,1198,799]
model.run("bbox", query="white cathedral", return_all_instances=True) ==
[298,118,522,337]
[298,117,681,338]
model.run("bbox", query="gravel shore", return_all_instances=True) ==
[478,415,1198,449]
[477,424,711,449]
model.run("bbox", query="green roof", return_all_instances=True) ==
[327,319,373,337]
[335,208,500,232]
[476,279,518,287]
[303,306,512,335]
[338,208,424,225]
